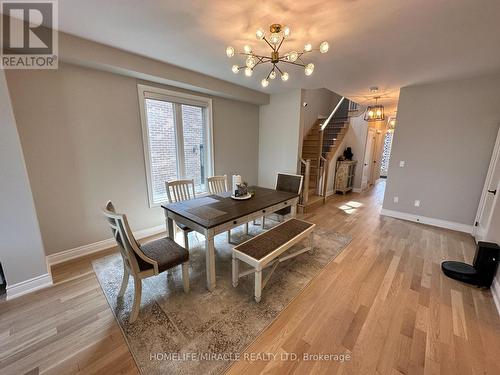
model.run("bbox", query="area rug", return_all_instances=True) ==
[92,222,351,375]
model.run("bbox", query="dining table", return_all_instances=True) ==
[161,186,299,290]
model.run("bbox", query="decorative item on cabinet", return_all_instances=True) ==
[335,160,357,194]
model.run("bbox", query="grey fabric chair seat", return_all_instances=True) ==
[139,237,189,273]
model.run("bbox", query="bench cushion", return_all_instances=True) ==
[234,219,314,260]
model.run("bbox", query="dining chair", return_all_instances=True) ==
[102,201,189,323]
[207,174,248,242]
[257,173,303,228]
[166,179,195,250]
[274,173,303,220]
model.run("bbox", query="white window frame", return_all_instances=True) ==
[137,84,214,208]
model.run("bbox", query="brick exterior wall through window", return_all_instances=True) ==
[145,99,207,204]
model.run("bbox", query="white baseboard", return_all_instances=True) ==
[492,276,500,317]
[352,188,362,193]
[380,208,474,234]
[6,273,53,300]
[46,224,165,266]
[326,190,335,197]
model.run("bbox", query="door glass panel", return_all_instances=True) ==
[181,104,206,193]
[145,99,178,204]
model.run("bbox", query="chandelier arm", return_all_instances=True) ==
[276,38,285,52]
[280,60,306,68]
[274,64,284,75]
[266,66,274,80]
[254,54,272,61]
[262,36,276,51]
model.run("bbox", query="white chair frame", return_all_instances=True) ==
[102,201,189,323]
[207,174,249,242]
[166,179,196,250]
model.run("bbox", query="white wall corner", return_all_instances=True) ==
[46,224,166,266]
[380,208,474,234]
[6,273,53,300]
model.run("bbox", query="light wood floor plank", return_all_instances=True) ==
[0,181,499,374]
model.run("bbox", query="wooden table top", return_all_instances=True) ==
[161,186,298,229]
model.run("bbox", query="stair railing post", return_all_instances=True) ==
[323,158,330,203]
[303,159,310,207]
[317,128,324,194]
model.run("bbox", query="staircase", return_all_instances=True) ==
[299,98,352,212]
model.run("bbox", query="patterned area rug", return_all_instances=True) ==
[93,221,351,374]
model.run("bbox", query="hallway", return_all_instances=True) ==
[230,181,500,374]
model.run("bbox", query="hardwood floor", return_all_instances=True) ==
[1,180,499,374]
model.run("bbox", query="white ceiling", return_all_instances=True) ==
[55,0,500,110]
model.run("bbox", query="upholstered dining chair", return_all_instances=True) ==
[166,179,196,250]
[258,173,303,228]
[102,201,189,323]
[207,175,248,242]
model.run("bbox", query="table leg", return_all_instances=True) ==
[255,269,262,303]
[205,234,216,291]
[166,215,175,239]
[232,255,239,288]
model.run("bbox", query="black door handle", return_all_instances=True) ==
[488,189,497,196]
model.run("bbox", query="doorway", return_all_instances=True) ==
[361,128,376,191]
[475,126,500,241]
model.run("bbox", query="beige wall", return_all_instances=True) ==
[6,63,260,255]
[258,90,302,188]
[300,88,342,136]
[383,74,500,225]
[0,71,48,286]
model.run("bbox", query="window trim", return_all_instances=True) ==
[137,84,214,208]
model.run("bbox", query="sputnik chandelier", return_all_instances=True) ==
[225,24,329,87]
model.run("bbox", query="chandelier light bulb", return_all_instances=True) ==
[269,33,281,45]
[376,108,382,116]
[304,43,312,52]
[304,63,315,76]
[243,45,252,54]
[281,72,289,81]
[319,41,329,53]
[245,56,256,68]
[269,70,277,80]
[226,46,235,58]
[368,110,374,118]
[261,78,269,87]
[244,67,253,77]
[283,26,291,38]
[288,51,299,62]
[256,28,265,40]
[232,65,239,74]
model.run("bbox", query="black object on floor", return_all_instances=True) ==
[441,241,500,288]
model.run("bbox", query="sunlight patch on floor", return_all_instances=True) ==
[339,201,363,214]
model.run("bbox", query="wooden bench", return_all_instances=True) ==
[232,218,315,302]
